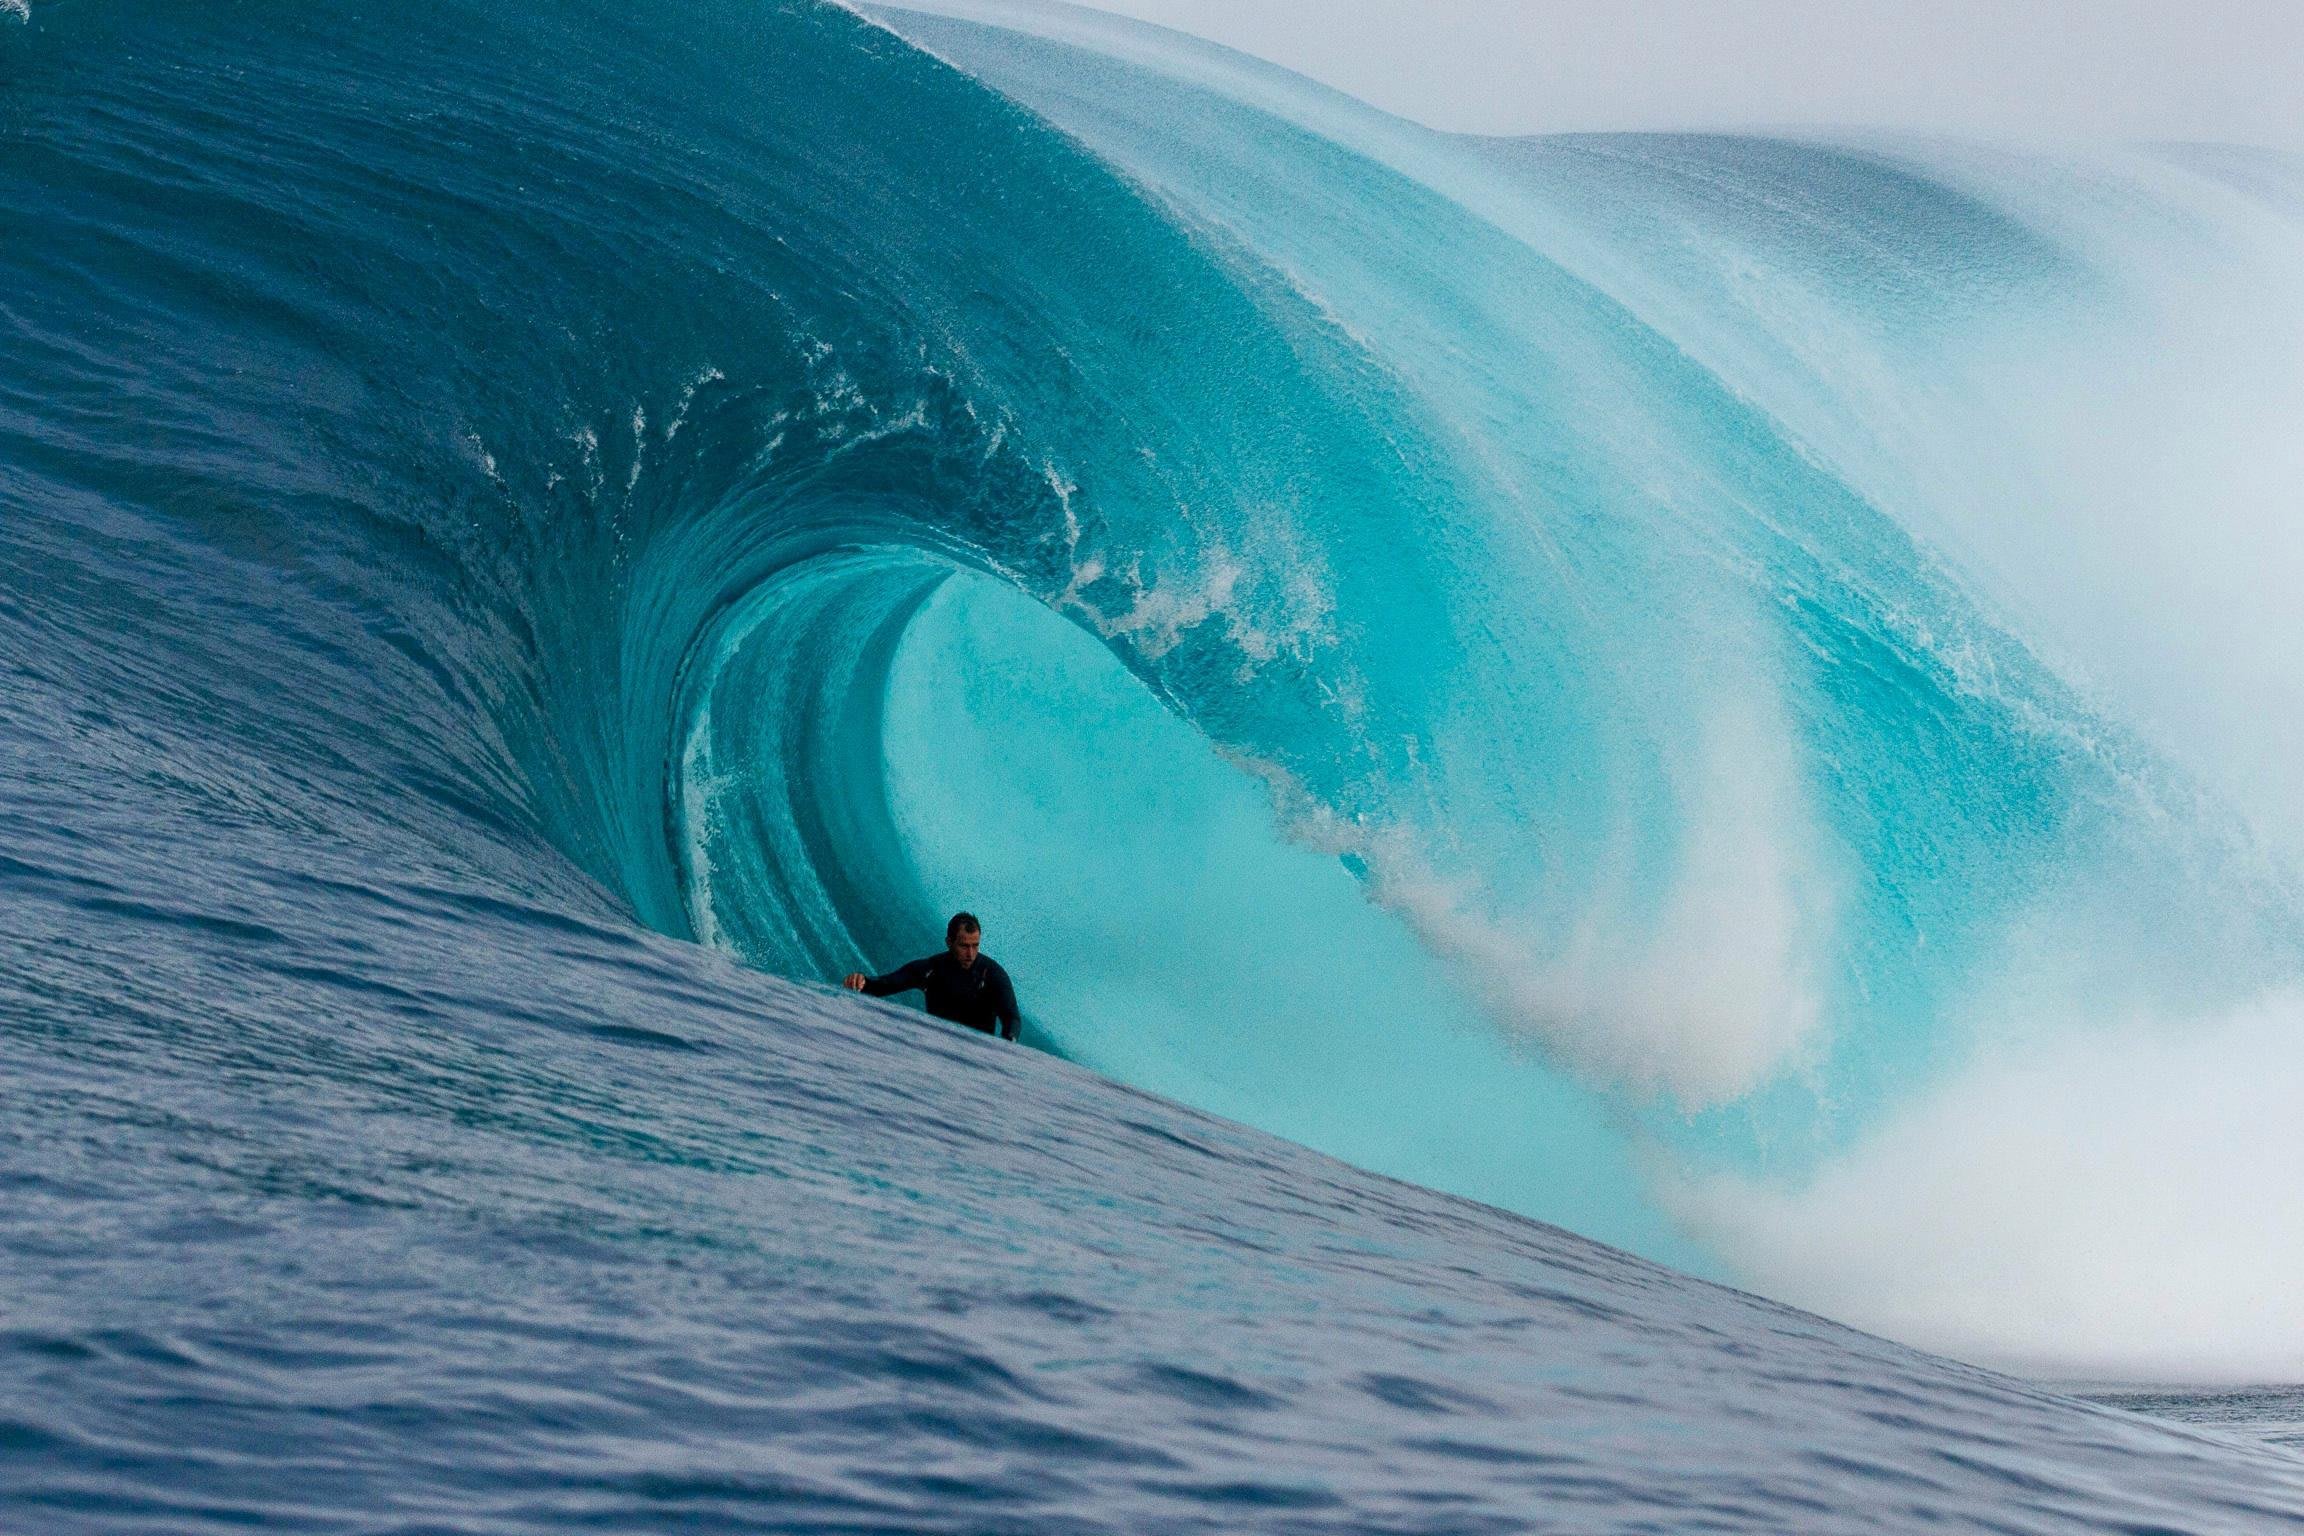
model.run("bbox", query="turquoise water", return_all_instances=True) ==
[6,0,2304,1525]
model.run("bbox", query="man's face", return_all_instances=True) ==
[949,929,981,967]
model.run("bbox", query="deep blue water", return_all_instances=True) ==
[6,0,2304,1527]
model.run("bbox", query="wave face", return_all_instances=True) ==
[6,0,2304,1522]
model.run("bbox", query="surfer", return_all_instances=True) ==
[844,912,1021,1041]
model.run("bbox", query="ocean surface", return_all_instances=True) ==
[6,0,2304,1528]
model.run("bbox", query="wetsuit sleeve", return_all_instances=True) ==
[992,966,1020,1041]
[859,957,935,998]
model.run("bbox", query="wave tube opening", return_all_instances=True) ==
[675,548,1700,1266]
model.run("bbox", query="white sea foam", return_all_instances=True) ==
[1057,528,1336,676]
[663,366,723,442]
[1676,989,2304,1381]
[1249,690,1830,1111]
[462,431,501,484]
[677,703,728,954]
[1409,704,1825,1109]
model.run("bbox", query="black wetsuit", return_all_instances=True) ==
[860,953,1021,1040]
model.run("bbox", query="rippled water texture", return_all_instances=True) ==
[5,0,2304,1528]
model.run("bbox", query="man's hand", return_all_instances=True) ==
[843,973,869,991]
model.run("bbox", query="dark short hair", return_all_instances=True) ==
[946,911,981,942]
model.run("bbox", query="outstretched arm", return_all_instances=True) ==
[992,969,1021,1042]
[844,958,932,997]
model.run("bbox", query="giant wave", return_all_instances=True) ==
[5,0,2304,1527]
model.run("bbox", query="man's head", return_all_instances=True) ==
[946,911,981,967]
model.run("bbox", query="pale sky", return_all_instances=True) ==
[1061,0,2304,148]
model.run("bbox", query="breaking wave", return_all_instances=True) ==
[8,0,2304,1386]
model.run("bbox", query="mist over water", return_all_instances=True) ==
[1062,0,2304,148]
